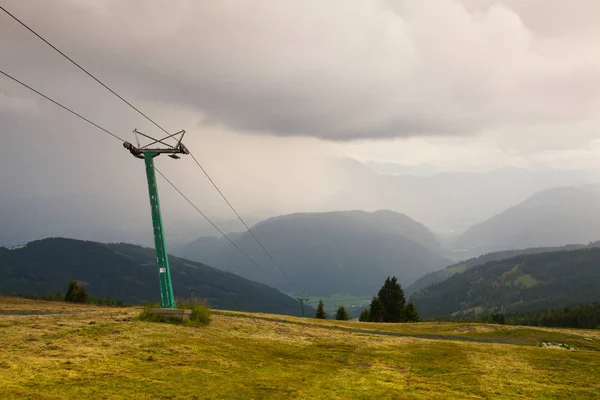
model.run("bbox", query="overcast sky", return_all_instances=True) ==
[1,0,600,242]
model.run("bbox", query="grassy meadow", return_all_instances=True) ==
[1,297,600,399]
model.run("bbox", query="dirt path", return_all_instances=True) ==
[213,311,527,346]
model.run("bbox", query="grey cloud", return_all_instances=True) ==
[2,0,598,141]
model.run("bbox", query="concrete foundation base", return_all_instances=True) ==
[148,308,192,322]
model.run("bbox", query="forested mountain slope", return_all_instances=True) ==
[0,238,308,316]
[411,248,600,318]
[406,243,599,295]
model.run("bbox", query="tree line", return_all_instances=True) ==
[314,276,420,322]
[18,280,127,307]
[436,303,600,329]
[359,276,419,322]
[507,303,600,329]
[315,300,350,320]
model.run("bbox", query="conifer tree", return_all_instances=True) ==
[315,299,327,319]
[369,296,385,322]
[377,276,406,322]
[75,284,88,304]
[335,305,350,320]
[65,280,78,303]
[65,280,88,304]
[402,302,420,322]
[359,308,370,322]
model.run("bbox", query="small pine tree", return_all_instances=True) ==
[65,281,78,303]
[335,305,350,321]
[65,280,88,304]
[75,284,88,303]
[369,296,385,322]
[315,299,327,319]
[402,302,420,322]
[491,313,505,324]
[359,308,370,322]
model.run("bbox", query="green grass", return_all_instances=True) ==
[447,263,467,274]
[1,297,600,399]
[178,300,211,326]
[515,274,538,288]
[137,301,211,326]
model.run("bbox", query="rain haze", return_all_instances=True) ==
[1,0,600,247]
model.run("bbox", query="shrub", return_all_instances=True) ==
[177,299,211,326]
[137,303,168,323]
[65,281,88,304]
[43,292,64,301]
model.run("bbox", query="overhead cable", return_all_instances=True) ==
[0,69,269,279]
[2,5,301,293]
[154,167,269,277]
[0,5,170,137]
[0,69,125,142]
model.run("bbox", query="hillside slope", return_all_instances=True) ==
[406,243,599,296]
[175,210,451,296]
[0,238,308,316]
[411,248,600,317]
[3,298,600,399]
[456,185,600,255]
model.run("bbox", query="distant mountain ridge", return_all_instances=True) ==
[175,210,451,297]
[0,238,309,316]
[411,247,600,318]
[456,185,600,255]
[2,165,596,248]
[326,168,596,232]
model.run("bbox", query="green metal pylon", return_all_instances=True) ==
[123,128,188,309]
[144,152,176,308]
[297,297,309,317]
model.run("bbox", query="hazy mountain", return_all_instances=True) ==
[411,247,600,318]
[0,193,263,249]
[406,242,600,296]
[456,185,600,256]
[174,210,451,297]
[326,167,596,233]
[0,238,309,316]
[2,159,595,250]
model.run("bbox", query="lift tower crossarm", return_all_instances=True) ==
[123,130,187,309]
[297,297,310,317]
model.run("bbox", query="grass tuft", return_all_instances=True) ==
[136,300,211,326]
[178,299,211,326]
